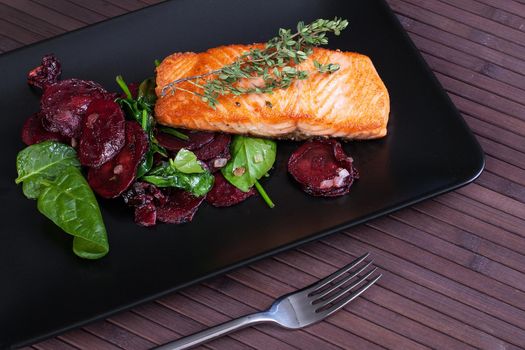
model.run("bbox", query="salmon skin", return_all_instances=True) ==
[155,44,389,140]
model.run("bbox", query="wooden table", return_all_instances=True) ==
[2,0,525,349]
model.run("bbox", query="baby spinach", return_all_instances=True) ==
[221,136,276,207]
[37,167,109,259]
[15,141,109,259]
[15,141,80,198]
[142,149,213,197]
[116,75,169,177]
[173,149,205,174]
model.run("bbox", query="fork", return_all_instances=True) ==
[154,253,381,350]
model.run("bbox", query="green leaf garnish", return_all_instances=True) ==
[172,149,205,174]
[15,141,80,198]
[142,151,214,197]
[15,141,109,259]
[222,136,276,207]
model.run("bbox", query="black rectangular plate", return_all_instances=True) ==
[0,0,484,348]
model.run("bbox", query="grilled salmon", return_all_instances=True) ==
[155,45,389,139]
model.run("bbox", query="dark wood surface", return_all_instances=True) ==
[2,0,525,349]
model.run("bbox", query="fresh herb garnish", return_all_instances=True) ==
[222,136,276,208]
[160,17,349,108]
[15,141,109,259]
[142,149,214,197]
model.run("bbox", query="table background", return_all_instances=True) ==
[2,0,525,349]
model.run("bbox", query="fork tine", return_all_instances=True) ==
[316,274,382,318]
[312,260,374,300]
[314,267,378,306]
[306,252,369,295]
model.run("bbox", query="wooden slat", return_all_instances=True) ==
[0,0,85,29]
[158,293,296,350]
[32,338,79,350]
[439,0,525,31]
[32,0,108,23]
[475,170,525,203]
[299,242,525,348]
[67,0,127,17]
[391,207,525,273]
[58,330,121,350]
[2,0,525,349]
[0,3,66,37]
[475,0,525,16]
[0,33,22,52]
[273,250,519,350]
[134,303,249,350]
[83,321,155,350]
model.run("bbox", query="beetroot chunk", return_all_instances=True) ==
[21,113,69,146]
[155,130,215,152]
[123,182,167,227]
[206,172,255,207]
[27,54,61,90]
[88,121,148,198]
[79,99,125,167]
[288,139,359,197]
[156,189,205,224]
[193,133,231,172]
[41,79,112,138]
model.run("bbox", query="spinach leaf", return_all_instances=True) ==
[37,167,109,259]
[138,77,157,106]
[142,156,213,197]
[173,149,205,174]
[15,141,109,259]
[116,75,173,177]
[221,136,276,192]
[156,126,189,141]
[15,141,80,198]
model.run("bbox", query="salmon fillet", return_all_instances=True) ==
[155,45,389,139]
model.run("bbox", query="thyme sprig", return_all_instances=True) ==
[160,18,349,108]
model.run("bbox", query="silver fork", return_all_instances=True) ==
[155,253,381,350]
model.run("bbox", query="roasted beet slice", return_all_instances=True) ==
[288,139,359,197]
[27,54,61,90]
[156,189,205,224]
[41,78,112,138]
[206,172,255,207]
[155,130,215,152]
[193,133,231,172]
[21,113,69,145]
[88,122,148,198]
[134,203,157,227]
[79,99,125,167]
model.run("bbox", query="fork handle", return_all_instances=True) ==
[154,312,273,350]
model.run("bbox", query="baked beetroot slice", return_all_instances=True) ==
[206,172,255,207]
[79,99,125,167]
[193,133,231,172]
[155,129,215,152]
[88,121,148,198]
[41,78,112,138]
[21,113,69,145]
[156,189,205,224]
[27,54,61,90]
[288,139,359,197]
[134,203,157,227]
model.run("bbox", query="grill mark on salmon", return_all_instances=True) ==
[155,44,390,140]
